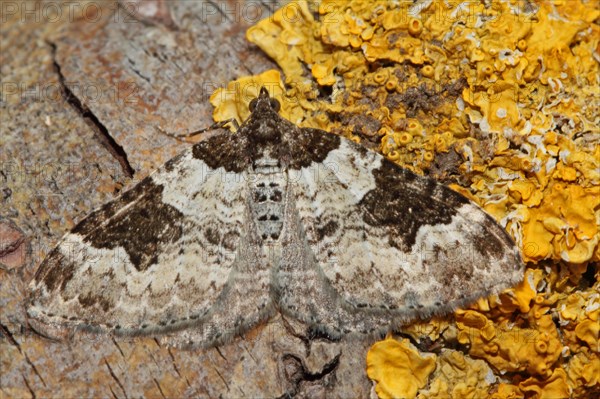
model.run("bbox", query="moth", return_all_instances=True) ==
[28,88,524,347]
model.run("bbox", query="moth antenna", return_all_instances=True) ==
[157,119,240,142]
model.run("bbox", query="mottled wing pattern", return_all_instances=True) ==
[278,127,524,335]
[28,132,272,344]
[28,88,524,346]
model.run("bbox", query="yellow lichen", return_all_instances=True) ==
[366,337,436,399]
[497,268,545,313]
[386,150,400,161]
[401,317,450,345]
[421,65,434,78]
[399,132,413,145]
[489,383,524,399]
[218,0,599,396]
[417,350,494,399]
[567,350,600,397]
[575,319,599,349]
[455,307,562,377]
[519,368,571,399]
[558,276,600,354]
[210,70,287,125]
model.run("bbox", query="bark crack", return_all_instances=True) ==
[111,337,125,358]
[23,353,46,387]
[127,57,151,83]
[21,374,36,399]
[153,378,166,399]
[212,364,230,392]
[0,322,21,353]
[167,348,182,378]
[214,345,227,361]
[304,353,340,382]
[48,41,135,178]
[104,358,128,399]
[278,352,341,398]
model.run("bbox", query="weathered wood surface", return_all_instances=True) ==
[1,1,374,397]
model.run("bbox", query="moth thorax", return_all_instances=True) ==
[249,118,281,144]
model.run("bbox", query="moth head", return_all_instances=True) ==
[249,87,281,114]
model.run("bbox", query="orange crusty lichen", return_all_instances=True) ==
[566,350,600,397]
[416,350,495,399]
[366,337,436,399]
[489,383,525,399]
[519,367,571,399]
[455,307,563,377]
[215,0,599,397]
[558,274,600,354]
